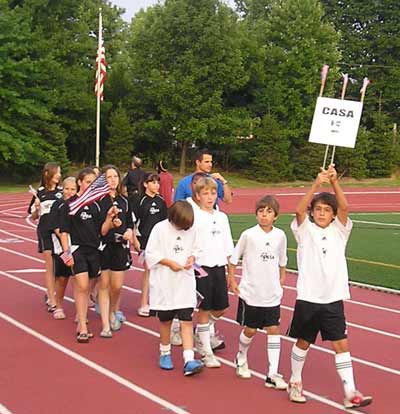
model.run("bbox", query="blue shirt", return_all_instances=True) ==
[174,174,224,203]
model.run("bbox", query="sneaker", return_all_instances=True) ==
[344,391,373,409]
[110,315,122,331]
[137,305,150,317]
[235,358,251,379]
[210,333,225,351]
[115,310,126,322]
[183,359,203,376]
[288,381,307,403]
[159,354,174,370]
[202,353,221,368]
[265,373,288,390]
[170,330,183,346]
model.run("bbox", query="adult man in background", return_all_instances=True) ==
[123,155,146,202]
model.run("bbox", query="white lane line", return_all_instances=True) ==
[0,403,13,414]
[0,311,190,414]
[0,271,362,414]
[353,220,400,227]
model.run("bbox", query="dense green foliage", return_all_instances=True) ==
[1,0,398,180]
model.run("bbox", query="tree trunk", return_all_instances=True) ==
[179,140,187,175]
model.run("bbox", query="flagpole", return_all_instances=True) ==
[320,64,330,169]
[95,9,102,168]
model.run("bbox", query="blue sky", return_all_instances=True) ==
[111,0,236,21]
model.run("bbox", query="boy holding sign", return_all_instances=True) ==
[287,165,372,409]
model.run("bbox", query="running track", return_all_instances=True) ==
[0,190,399,414]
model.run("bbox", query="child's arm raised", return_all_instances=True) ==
[295,168,330,225]
[328,164,348,226]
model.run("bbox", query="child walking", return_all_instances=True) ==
[228,195,287,389]
[145,200,204,376]
[29,162,63,312]
[287,165,372,409]
[133,173,167,317]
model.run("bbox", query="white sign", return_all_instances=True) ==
[309,97,363,148]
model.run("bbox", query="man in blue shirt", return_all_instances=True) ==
[174,149,233,204]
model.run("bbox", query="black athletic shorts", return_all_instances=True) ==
[53,254,72,278]
[152,307,194,322]
[287,300,347,343]
[236,298,280,329]
[37,229,52,253]
[100,242,132,272]
[71,246,100,279]
[195,265,229,311]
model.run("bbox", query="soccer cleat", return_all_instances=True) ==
[344,391,373,409]
[210,333,225,351]
[170,330,183,346]
[288,381,307,403]
[183,359,204,376]
[159,354,174,370]
[202,353,221,368]
[235,358,251,379]
[265,373,288,390]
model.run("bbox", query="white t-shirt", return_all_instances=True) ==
[145,219,201,310]
[291,216,353,304]
[230,225,287,307]
[186,197,200,212]
[194,208,234,267]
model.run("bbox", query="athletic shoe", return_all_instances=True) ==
[344,391,372,409]
[235,358,251,379]
[137,305,150,317]
[202,353,221,368]
[115,310,126,322]
[110,315,122,331]
[170,330,183,346]
[287,381,307,403]
[183,359,203,376]
[265,373,288,390]
[159,354,174,370]
[210,333,225,351]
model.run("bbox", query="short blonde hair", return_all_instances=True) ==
[193,176,217,195]
[62,176,77,187]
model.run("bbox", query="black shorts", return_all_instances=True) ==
[287,300,347,343]
[236,298,280,329]
[152,308,194,322]
[37,229,52,253]
[71,246,100,279]
[53,254,72,278]
[195,265,229,311]
[100,243,132,271]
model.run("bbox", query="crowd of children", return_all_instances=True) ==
[28,158,372,408]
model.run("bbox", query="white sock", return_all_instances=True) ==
[183,349,194,364]
[209,313,219,336]
[290,344,308,383]
[237,330,253,364]
[196,323,213,355]
[267,335,281,377]
[335,352,356,398]
[160,343,171,356]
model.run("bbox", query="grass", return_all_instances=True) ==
[228,213,400,291]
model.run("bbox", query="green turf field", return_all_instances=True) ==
[228,213,400,291]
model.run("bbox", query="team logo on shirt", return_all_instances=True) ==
[173,237,184,254]
[260,251,275,261]
[149,202,160,215]
[55,192,62,199]
[80,211,92,221]
[322,248,327,255]
[265,242,270,246]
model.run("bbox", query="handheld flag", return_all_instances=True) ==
[68,173,110,215]
[193,263,208,278]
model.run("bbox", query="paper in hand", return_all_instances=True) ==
[193,263,208,278]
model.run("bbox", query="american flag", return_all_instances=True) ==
[320,64,329,83]
[360,77,370,95]
[69,173,110,215]
[95,40,106,101]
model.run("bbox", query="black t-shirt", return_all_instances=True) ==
[133,194,167,249]
[28,186,63,234]
[123,168,146,197]
[99,194,135,244]
[59,195,101,249]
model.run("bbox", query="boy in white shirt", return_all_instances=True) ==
[193,177,234,367]
[287,165,372,409]
[228,195,288,389]
[145,200,203,376]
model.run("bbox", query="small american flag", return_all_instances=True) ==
[95,40,106,101]
[320,64,329,83]
[360,77,370,95]
[69,173,110,215]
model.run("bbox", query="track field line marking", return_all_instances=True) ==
[0,403,13,414]
[0,310,190,414]
[0,273,367,414]
[352,220,400,227]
